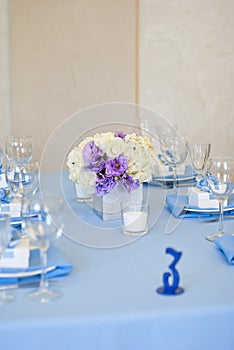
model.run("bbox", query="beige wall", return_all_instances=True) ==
[9,0,137,164]
[139,0,234,156]
[1,0,233,166]
[0,0,11,142]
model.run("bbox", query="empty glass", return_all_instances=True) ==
[5,160,39,201]
[0,214,15,304]
[159,133,188,192]
[188,141,211,182]
[5,160,39,238]
[5,135,33,164]
[23,195,64,303]
[206,157,234,242]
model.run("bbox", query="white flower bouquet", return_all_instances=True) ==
[67,131,157,197]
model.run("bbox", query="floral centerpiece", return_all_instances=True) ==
[67,131,157,198]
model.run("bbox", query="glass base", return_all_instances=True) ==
[206,232,224,242]
[0,291,15,304]
[27,287,62,303]
[76,197,93,203]
[122,228,148,237]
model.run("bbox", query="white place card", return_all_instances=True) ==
[0,200,21,218]
[0,238,30,269]
[188,187,227,209]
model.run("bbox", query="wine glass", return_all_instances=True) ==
[206,157,234,242]
[23,195,64,303]
[0,214,15,304]
[5,135,33,164]
[188,141,211,183]
[5,160,39,201]
[159,133,188,192]
[5,160,39,238]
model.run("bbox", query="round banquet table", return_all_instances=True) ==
[0,171,234,350]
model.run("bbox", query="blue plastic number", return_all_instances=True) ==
[157,247,184,296]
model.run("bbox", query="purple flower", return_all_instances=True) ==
[82,140,105,172]
[114,131,126,139]
[122,174,140,193]
[96,176,116,196]
[105,154,128,177]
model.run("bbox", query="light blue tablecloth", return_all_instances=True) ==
[0,171,234,350]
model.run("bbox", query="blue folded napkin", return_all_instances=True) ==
[0,245,73,285]
[196,178,210,192]
[166,194,234,218]
[214,235,234,264]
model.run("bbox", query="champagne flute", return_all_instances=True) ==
[0,214,15,304]
[23,195,64,303]
[5,135,33,164]
[206,157,234,242]
[159,134,188,192]
[188,141,211,183]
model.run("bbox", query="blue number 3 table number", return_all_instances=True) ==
[156,247,184,296]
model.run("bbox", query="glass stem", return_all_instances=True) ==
[40,243,49,289]
[218,201,224,235]
[172,165,177,193]
[20,195,25,237]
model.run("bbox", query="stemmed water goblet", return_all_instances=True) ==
[205,157,234,242]
[5,135,33,164]
[5,160,39,200]
[0,213,15,304]
[5,160,40,236]
[23,195,64,303]
[159,132,188,192]
[188,141,211,184]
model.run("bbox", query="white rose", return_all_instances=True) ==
[93,132,115,148]
[102,137,127,157]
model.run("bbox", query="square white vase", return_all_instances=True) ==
[75,183,94,202]
[92,182,143,221]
